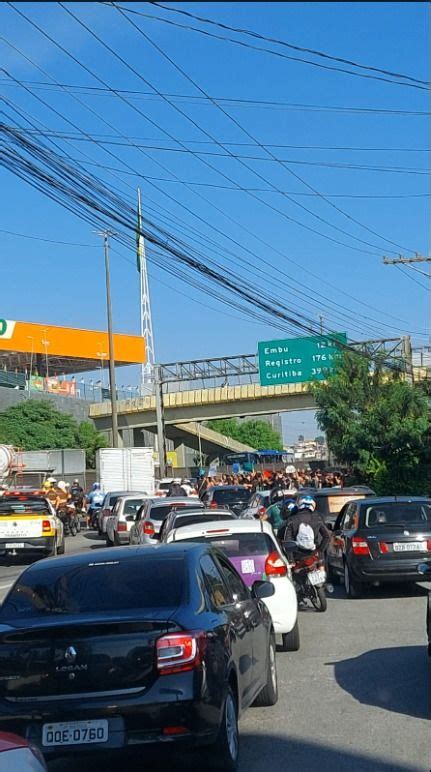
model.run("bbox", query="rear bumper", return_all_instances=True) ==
[0,536,54,555]
[350,556,427,583]
[0,674,223,758]
[264,579,297,634]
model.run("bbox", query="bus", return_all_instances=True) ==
[224,450,293,473]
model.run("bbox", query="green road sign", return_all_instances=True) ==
[258,333,347,386]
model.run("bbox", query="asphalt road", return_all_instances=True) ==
[0,532,428,772]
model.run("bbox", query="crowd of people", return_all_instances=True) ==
[197,468,344,496]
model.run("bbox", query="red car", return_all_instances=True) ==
[0,731,47,770]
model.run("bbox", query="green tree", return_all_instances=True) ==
[76,421,108,468]
[313,352,430,494]
[0,400,107,468]
[209,418,283,450]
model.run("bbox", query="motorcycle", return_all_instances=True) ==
[283,540,327,612]
[57,502,81,537]
[88,502,103,530]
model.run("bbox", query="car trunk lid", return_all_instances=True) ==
[0,612,179,700]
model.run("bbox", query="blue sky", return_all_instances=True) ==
[0,2,429,442]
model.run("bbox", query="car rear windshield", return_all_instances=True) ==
[0,499,49,515]
[150,502,202,521]
[180,531,274,557]
[0,557,186,620]
[174,513,236,530]
[364,502,431,528]
[212,489,251,505]
[123,498,146,515]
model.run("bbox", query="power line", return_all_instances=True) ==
[63,2,412,259]
[1,76,429,116]
[148,1,429,87]
[106,2,430,91]
[2,9,426,337]
[0,227,98,247]
[111,3,418,256]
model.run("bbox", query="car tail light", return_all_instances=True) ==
[379,541,389,554]
[258,506,267,516]
[117,522,127,532]
[352,536,370,556]
[42,519,51,533]
[156,632,207,675]
[265,550,288,576]
[144,520,155,536]
[426,539,431,552]
[209,501,218,509]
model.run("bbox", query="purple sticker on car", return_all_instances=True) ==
[229,554,267,587]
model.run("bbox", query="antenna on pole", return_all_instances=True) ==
[137,188,155,392]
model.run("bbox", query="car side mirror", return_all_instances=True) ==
[418,562,431,577]
[252,580,275,600]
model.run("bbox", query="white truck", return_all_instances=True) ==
[96,448,155,497]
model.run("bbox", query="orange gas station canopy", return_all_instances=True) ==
[0,318,146,375]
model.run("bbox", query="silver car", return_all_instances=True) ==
[129,497,204,544]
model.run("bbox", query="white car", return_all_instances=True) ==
[168,519,299,651]
[105,494,150,546]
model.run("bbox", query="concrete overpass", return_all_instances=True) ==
[90,381,314,439]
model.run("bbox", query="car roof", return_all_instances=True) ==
[116,494,150,501]
[301,486,375,497]
[357,496,431,505]
[149,497,202,506]
[173,509,237,520]
[19,542,213,574]
[208,485,249,491]
[106,490,146,497]
[172,518,272,539]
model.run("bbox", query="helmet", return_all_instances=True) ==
[92,482,100,490]
[47,477,56,484]
[57,481,67,492]
[298,495,316,512]
[73,478,79,484]
[42,481,51,490]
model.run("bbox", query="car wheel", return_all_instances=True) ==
[280,619,300,652]
[209,686,239,771]
[344,562,363,598]
[106,533,113,547]
[253,635,278,707]
[113,532,121,546]
[57,538,65,555]
[49,540,57,557]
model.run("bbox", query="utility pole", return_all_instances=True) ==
[154,364,167,478]
[99,230,119,448]
[137,189,155,392]
[319,315,324,335]
[383,254,431,346]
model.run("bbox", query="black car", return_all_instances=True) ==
[0,544,278,769]
[327,496,431,597]
[159,508,238,543]
[201,486,251,516]
[299,486,375,527]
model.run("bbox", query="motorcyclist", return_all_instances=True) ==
[280,495,330,557]
[168,480,187,497]
[70,478,84,508]
[266,489,293,533]
[86,482,105,525]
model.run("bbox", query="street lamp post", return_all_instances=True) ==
[98,230,119,448]
[27,336,34,397]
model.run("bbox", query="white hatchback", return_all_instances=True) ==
[105,495,150,547]
[168,519,299,651]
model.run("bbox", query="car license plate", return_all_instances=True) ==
[393,542,427,552]
[308,569,326,586]
[42,719,108,747]
[5,542,25,549]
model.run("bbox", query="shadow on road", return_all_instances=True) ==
[329,645,430,719]
[48,734,424,772]
[328,582,428,601]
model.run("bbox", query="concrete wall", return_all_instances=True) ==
[0,386,90,423]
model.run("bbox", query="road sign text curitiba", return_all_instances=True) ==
[258,333,347,386]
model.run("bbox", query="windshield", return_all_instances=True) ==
[174,513,236,530]
[212,489,251,505]
[0,557,186,619]
[123,498,146,515]
[364,502,431,527]
[150,501,202,521]
[180,531,274,557]
[0,499,49,515]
